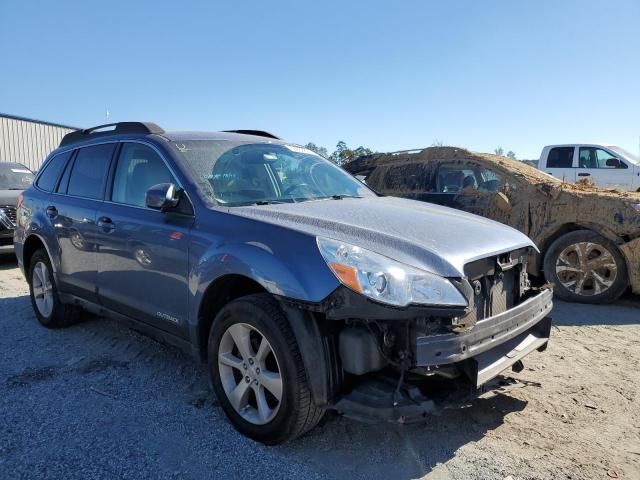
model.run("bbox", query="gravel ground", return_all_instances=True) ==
[1,246,639,480]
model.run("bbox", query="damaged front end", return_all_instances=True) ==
[287,247,553,423]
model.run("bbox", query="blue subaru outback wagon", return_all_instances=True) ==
[14,122,552,443]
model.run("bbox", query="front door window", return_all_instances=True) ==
[578,147,627,169]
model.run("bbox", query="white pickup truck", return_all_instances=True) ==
[539,144,640,192]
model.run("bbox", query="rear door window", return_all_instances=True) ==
[36,152,71,192]
[546,147,574,168]
[67,144,115,199]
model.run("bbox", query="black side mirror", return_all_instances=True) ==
[146,183,180,211]
[606,158,621,168]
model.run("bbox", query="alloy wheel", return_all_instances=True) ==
[32,261,54,317]
[555,241,617,296]
[217,323,283,425]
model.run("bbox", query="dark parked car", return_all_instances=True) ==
[14,123,552,443]
[346,147,640,304]
[0,162,34,247]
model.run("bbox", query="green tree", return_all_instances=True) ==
[304,142,329,159]
[506,150,517,160]
[329,141,373,166]
[329,141,349,165]
[494,146,504,156]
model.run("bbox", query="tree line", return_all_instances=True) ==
[304,141,373,166]
[303,141,522,165]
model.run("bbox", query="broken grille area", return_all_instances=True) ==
[453,249,529,331]
[467,268,517,323]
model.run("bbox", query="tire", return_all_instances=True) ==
[207,293,324,444]
[543,230,628,304]
[28,249,83,328]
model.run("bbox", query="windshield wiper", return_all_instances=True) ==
[252,200,287,206]
[330,194,363,200]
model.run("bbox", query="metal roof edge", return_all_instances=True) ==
[0,112,79,130]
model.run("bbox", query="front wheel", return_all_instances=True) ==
[207,293,323,444]
[543,230,628,303]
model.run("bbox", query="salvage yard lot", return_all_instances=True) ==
[0,248,638,480]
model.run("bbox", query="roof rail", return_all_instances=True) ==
[389,148,426,155]
[222,130,281,140]
[59,122,164,147]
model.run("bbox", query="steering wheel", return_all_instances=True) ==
[283,183,309,196]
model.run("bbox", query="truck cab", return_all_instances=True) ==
[538,144,640,191]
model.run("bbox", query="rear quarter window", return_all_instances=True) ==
[36,152,71,192]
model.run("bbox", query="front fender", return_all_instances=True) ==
[188,230,339,324]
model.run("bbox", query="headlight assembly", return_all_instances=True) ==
[316,237,468,307]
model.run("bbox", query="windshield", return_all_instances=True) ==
[0,165,34,190]
[607,146,639,164]
[172,141,375,206]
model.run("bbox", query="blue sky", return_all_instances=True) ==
[1,0,638,159]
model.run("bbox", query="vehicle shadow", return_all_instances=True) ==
[0,249,17,270]
[284,393,527,479]
[552,296,640,326]
[0,289,527,480]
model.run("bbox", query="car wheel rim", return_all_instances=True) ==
[218,323,283,425]
[134,248,151,266]
[32,261,54,317]
[70,232,84,249]
[555,242,617,296]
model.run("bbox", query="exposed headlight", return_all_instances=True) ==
[630,203,640,213]
[317,237,468,307]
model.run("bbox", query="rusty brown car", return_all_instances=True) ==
[346,147,640,303]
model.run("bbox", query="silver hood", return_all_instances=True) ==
[233,196,536,278]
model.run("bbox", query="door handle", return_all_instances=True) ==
[578,173,591,177]
[97,216,115,230]
[46,206,58,218]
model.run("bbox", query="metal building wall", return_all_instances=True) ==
[0,114,77,171]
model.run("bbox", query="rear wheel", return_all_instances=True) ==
[543,230,628,303]
[208,293,323,444]
[28,249,82,328]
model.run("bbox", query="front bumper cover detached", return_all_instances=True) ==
[416,288,553,387]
